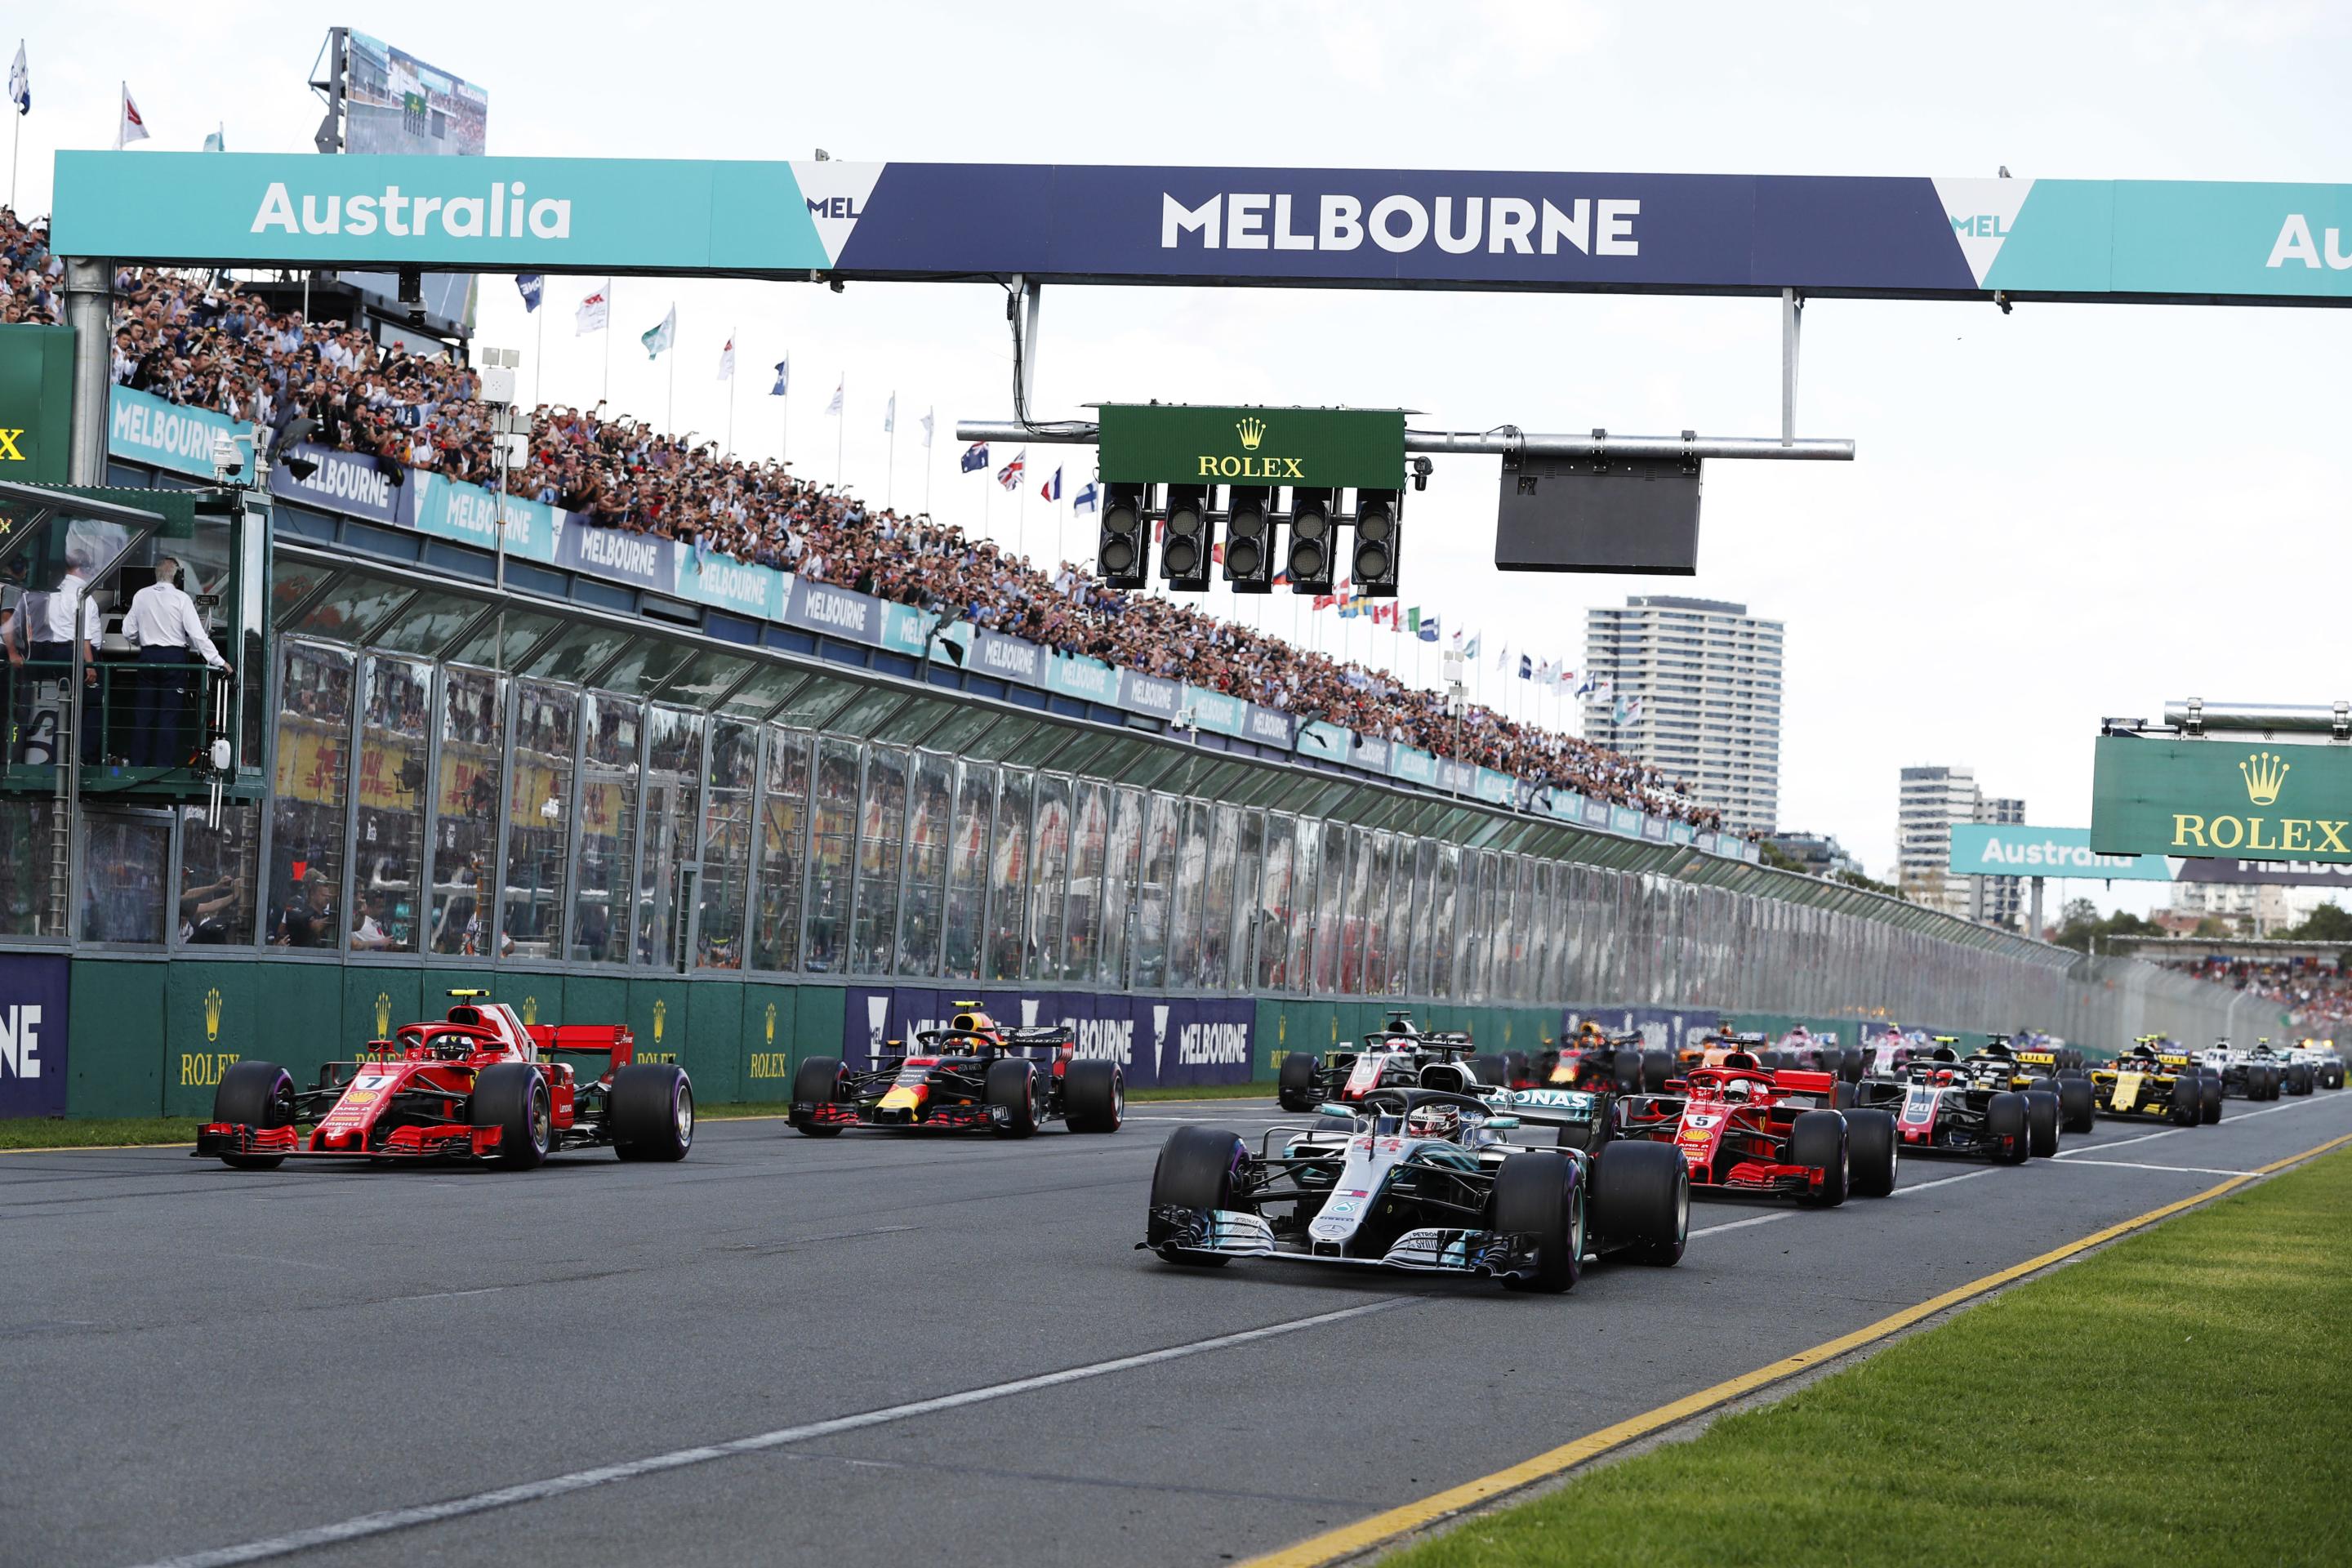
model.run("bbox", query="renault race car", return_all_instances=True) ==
[1143,1084,1688,1293]
[195,990,693,1169]
[2087,1039,2207,1127]
[2289,1040,2345,1091]
[1963,1037,2096,1134]
[1846,1041,2060,1162]
[1613,1053,1898,1204]
[1276,1012,1498,1112]
[789,1004,1123,1137]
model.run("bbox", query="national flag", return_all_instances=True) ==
[515,274,544,313]
[1518,654,1534,680]
[201,122,224,153]
[770,357,790,395]
[1417,614,1440,643]
[961,441,988,474]
[1272,568,1291,588]
[826,377,844,416]
[920,408,934,449]
[718,336,736,381]
[1072,481,1099,514]
[1461,634,1481,660]
[1494,639,1513,672]
[575,287,609,336]
[640,305,677,359]
[1612,694,1644,725]
[883,392,895,434]
[997,449,1027,492]
[9,42,29,116]
[118,82,149,147]
[1590,678,1615,705]
[1040,466,1062,503]
[1535,657,1554,684]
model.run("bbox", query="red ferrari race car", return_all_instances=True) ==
[789,1004,1123,1137]
[1613,1053,1899,1205]
[195,991,693,1170]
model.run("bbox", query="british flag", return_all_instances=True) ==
[997,450,1027,492]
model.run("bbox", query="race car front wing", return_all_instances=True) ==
[795,1099,1011,1131]
[1141,1205,1544,1280]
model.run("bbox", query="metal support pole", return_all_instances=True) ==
[65,256,114,485]
[2029,875,2045,941]
[1013,276,1043,419]
[1780,288,1803,446]
[953,419,1853,462]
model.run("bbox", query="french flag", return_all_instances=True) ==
[1040,466,1062,502]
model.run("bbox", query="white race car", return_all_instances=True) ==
[1143,1085,1689,1293]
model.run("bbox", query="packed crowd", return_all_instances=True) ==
[2165,956,2352,1032]
[17,209,1728,831]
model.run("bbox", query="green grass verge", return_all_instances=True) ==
[0,1117,203,1150]
[1393,1147,2352,1568]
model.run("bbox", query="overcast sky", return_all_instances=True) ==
[22,2,2352,900]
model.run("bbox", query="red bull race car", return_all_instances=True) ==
[195,990,693,1170]
[1520,1022,1665,1094]
[789,1004,1124,1137]
[1613,1052,1899,1205]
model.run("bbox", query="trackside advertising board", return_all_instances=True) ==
[0,951,69,1118]
[1098,404,1405,488]
[843,988,1256,1089]
[2091,737,2352,864]
[51,152,2352,305]
[1947,824,2172,881]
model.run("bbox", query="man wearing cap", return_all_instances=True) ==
[122,554,229,768]
[1,545,105,764]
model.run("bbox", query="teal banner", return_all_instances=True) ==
[409,472,559,562]
[675,550,784,619]
[1949,822,2172,880]
[108,385,243,477]
[1181,687,1248,737]
[1474,768,1517,807]
[1045,651,1120,705]
[54,152,833,273]
[1389,746,1440,787]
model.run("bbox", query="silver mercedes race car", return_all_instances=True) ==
[1140,1085,1689,1294]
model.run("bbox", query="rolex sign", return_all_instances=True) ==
[2091,737,2352,864]
[1097,403,1404,489]
[0,325,76,484]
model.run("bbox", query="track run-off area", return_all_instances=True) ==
[7,1091,2350,1568]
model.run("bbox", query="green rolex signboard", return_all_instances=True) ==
[1097,404,1405,488]
[0,324,77,483]
[2091,737,2352,862]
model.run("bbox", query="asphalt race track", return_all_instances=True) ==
[7,1089,2350,1568]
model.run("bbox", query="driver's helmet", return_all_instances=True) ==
[1722,1079,1756,1102]
[1405,1102,1463,1141]
[1934,1068,1959,1086]
[1576,1020,1607,1042]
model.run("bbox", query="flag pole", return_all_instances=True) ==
[533,297,544,409]
[924,408,933,516]
[724,326,737,458]
[601,280,613,408]
[886,400,896,510]
[666,337,675,434]
[835,374,844,492]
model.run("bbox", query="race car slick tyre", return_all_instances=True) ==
[1592,1139,1689,1265]
[1491,1149,1584,1293]
[2257,1067,2280,1100]
[1063,1059,1125,1134]
[610,1063,694,1161]
[1465,1054,1510,1088]
[212,1060,295,1169]
[471,1062,550,1170]
[2291,1064,2315,1096]
[1790,1110,1849,1205]
[1986,1091,2031,1163]
[1614,1050,1642,1094]
[2328,1062,2344,1090]
[1846,1109,1900,1198]
[1833,1080,1857,1111]
[986,1058,1040,1138]
[2170,1076,2203,1127]
[789,1056,847,1137]
[1148,1126,1245,1267]
[1642,1050,1673,1091]
[2025,1091,2060,1158]
[1276,1053,1321,1113]
[1840,1048,1864,1084]
[2200,1072,2225,1124]
[2059,1076,2096,1134]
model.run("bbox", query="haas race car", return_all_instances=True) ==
[195,990,693,1169]
[1848,1040,2067,1160]
[789,1004,1123,1137]
[1145,1085,1688,1292]
[1276,1013,1502,1112]
[1614,1052,1899,1204]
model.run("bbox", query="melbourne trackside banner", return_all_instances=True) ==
[53,152,2352,303]
[1948,823,2171,881]
[841,987,1256,1089]
[0,951,69,1119]
[109,385,244,477]
[268,441,401,525]
[2091,737,2352,864]
[2173,857,2352,887]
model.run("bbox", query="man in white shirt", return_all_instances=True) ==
[122,554,229,768]
[2,550,104,764]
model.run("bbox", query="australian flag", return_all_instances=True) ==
[960,441,989,474]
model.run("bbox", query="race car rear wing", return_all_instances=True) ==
[909,1025,1074,1054]
[528,1024,639,1064]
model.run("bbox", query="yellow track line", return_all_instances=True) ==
[1245,1129,2352,1568]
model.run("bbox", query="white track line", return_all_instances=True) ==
[127,1298,1408,1568]
[2049,1160,2257,1177]
[1689,1211,1793,1238]
[2055,1128,2180,1158]
[1888,1169,1997,1196]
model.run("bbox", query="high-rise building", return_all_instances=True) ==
[1898,766,1980,917]
[1767,831,1862,880]
[1581,596,1783,835]
[1973,795,2027,930]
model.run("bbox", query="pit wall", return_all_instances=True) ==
[43,953,2261,1121]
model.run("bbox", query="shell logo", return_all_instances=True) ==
[203,987,224,1043]
[653,999,667,1044]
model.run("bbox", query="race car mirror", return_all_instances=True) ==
[1486,1116,1521,1130]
